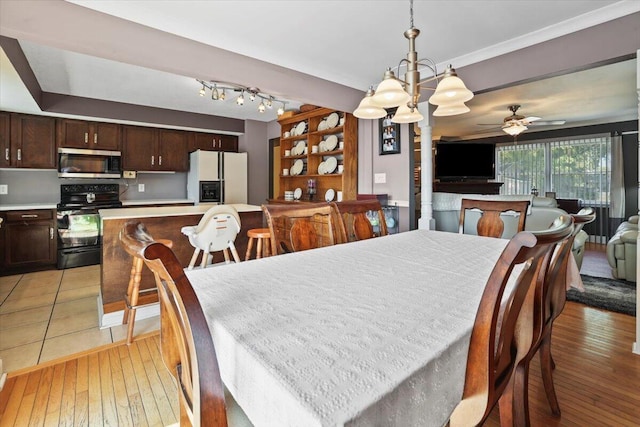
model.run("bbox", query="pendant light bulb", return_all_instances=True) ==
[199,84,206,97]
[258,101,266,113]
[277,103,285,116]
[237,91,245,106]
[250,92,256,101]
[266,97,273,108]
[220,89,226,101]
[212,85,219,100]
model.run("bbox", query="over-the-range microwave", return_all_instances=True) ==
[58,147,122,179]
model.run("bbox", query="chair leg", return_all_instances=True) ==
[223,248,231,264]
[200,252,209,268]
[539,334,561,416]
[188,248,200,270]
[512,360,532,427]
[229,241,241,263]
[245,236,255,261]
[125,257,143,345]
[256,237,263,260]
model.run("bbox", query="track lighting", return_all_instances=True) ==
[196,79,289,115]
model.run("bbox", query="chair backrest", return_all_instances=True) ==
[262,203,346,255]
[542,208,596,327]
[459,198,530,238]
[192,205,242,252]
[449,215,573,427]
[332,199,388,242]
[120,221,228,427]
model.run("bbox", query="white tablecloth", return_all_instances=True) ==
[186,230,515,427]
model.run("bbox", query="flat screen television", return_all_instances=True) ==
[435,142,496,181]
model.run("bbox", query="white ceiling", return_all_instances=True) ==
[1,0,638,134]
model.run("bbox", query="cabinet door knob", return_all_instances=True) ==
[159,155,162,166]
[151,155,154,166]
[85,132,89,144]
[4,148,8,161]
[21,214,38,218]
[94,133,98,144]
[50,227,54,240]
[17,149,21,161]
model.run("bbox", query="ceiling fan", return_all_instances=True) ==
[481,105,567,136]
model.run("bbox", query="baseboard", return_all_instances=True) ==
[98,293,160,328]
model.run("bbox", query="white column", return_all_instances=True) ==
[417,101,435,230]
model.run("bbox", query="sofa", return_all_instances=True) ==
[606,215,638,282]
[431,192,589,269]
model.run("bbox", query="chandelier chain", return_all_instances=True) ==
[409,0,414,28]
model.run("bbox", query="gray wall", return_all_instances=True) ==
[240,120,270,206]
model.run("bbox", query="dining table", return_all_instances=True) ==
[185,229,583,427]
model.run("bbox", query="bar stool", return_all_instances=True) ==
[123,238,173,345]
[245,228,271,260]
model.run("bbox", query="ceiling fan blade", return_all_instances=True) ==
[523,116,541,122]
[529,120,567,126]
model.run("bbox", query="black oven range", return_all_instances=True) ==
[57,184,122,269]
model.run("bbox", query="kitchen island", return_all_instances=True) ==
[99,203,263,326]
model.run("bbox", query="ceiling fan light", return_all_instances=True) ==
[371,70,411,108]
[354,87,387,119]
[391,103,423,123]
[433,102,470,117]
[503,123,528,136]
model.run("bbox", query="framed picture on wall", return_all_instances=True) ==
[379,108,401,155]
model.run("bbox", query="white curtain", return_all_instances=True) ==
[610,134,625,219]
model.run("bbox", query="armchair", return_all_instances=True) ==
[606,215,638,282]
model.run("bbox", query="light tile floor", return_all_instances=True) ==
[0,265,159,373]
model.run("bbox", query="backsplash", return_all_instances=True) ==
[0,169,188,205]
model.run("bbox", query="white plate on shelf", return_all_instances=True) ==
[318,141,327,152]
[324,156,338,174]
[325,188,335,202]
[324,135,338,151]
[294,187,302,200]
[291,159,304,176]
[318,120,327,131]
[326,112,339,129]
[294,140,305,155]
[317,161,326,175]
[295,121,306,136]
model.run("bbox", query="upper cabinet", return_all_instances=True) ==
[57,119,121,151]
[6,113,56,169]
[0,112,9,168]
[190,132,238,152]
[277,108,357,202]
[122,125,189,172]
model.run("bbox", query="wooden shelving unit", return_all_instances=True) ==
[276,108,357,202]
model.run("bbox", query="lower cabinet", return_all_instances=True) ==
[1,209,57,272]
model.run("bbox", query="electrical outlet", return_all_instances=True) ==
[138,184,145,192]
[0,184,7,195]
[374,173,386,184]
[123,170,136,179]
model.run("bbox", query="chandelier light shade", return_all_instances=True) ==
[432,102,470,117]
[353,0,473,123]
[392,103,424,123]
[354,87,387,119]
[196,79,288,115]
[371,70,411,108]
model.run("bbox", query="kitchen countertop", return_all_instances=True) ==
[0,203,58,211]
[100,203,262,220]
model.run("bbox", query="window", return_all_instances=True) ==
[496,135,611,206]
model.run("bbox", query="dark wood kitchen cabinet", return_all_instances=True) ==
[1,209,57,272]
[6,113,56,169]
[190,132,238,152]
[0,112,9,168]
[56,119,121,150]
[122,125,189,171]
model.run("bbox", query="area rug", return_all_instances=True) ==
[566,275,636,316]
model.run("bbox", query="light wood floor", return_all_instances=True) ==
[1,303,638,426]
[0,332,178,427]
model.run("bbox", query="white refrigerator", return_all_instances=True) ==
[187,150,248,204]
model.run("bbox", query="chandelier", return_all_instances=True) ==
[196,79,288,115]
[353,0,474,123]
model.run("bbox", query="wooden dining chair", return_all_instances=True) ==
[120,221,250,427]
[449,215,573,427]
[507,208,596,424]
[332,199,388,242]
[459,199,530,238]
[262,203,346,255]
